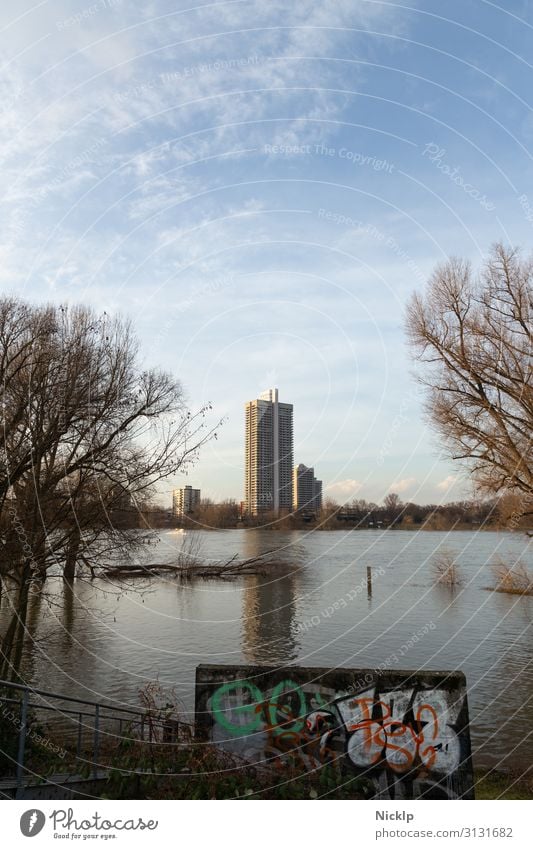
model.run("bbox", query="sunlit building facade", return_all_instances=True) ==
[172,485,201,516]
[293,464,322,514]
[244,388,293,516]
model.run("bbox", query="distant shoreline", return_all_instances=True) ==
[171,524,528,534]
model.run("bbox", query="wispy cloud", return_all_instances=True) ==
[436,475,458,492]
[389,477,416,494]
[0,0,405,286]
[326,479,363,500]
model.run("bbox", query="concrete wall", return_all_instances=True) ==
[195,664,474,799]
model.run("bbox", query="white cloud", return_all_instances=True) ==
[326,479,363,500]
[436,475,458,491]
[389,477,416,494]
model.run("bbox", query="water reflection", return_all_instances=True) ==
[241,532,303,664]
[60,580,75,651]
[18,585,45,683]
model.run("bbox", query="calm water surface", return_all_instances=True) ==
[19,529,533,772]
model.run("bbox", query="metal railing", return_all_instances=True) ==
[0,678,175,792]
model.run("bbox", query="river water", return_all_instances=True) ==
[17,528,533,773]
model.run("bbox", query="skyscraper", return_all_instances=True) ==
[312,477,323,513]
[293,463,315,511]
[244,388,293,516]
[293,464,323,514]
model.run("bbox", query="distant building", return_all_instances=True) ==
[313,477,323,513]
[293,464,314,511]
[293,464,322,514]
[244,388,293,516]
[173,485,201,517]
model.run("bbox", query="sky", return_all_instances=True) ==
[1,0,532,507]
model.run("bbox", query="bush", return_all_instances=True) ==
[432,548,462,586]
[491,557,533,595]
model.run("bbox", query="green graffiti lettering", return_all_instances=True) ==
[210,680,263,736]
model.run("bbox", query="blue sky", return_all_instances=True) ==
[2,0,532,506]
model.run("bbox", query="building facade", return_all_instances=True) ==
[244,388,293,516]
[293,464,323,514]
[293,463,314,511]
[172,485,201,517]
[312,477,323,513]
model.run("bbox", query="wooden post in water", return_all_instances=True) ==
[366,566,373,599]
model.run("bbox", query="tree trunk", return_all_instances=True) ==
[63,528,80,582]
[0,561,31,681]
[0,611,19,680]
[10,575,31,681]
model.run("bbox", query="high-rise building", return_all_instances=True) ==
[293,463,315,511]
[293,464,323,514]
[312,477,323,513]
[173,485,201,517]
[244,388,293,516]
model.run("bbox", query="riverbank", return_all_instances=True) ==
[4,701,531,801]
[177,524,528,532]
[98,766,533,800]
[118,767,533,800]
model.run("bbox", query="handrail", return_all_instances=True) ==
[0,696,148,726]
[0,677,182,793]
[0,678,142,717]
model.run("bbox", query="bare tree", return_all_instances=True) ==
[188,499,240,529]
[406,244,532,516]
[0,298,219,678]
[383,492,403,525]
[318,497,341,529]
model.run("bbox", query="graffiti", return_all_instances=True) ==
[195,665,474,799]
[336,688,461,776]
[210,680,264,735]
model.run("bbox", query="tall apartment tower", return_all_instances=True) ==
[293,464,323,514]
[172,485,201,517]
[244,388,293,516]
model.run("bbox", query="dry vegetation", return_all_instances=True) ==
[432,548,462,586]
[490,557,533,596]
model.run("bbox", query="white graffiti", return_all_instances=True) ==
[336,686,461,775]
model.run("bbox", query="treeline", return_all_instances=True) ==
[316,495,502,530]
[135,499,240,529]
[329,493,532,531]
[260,494,528,531]
[141,492,532,531]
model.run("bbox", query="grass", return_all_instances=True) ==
[474,768,533,800]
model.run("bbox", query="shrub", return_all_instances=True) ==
[491,557,533,595]
[432,548,462,586]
